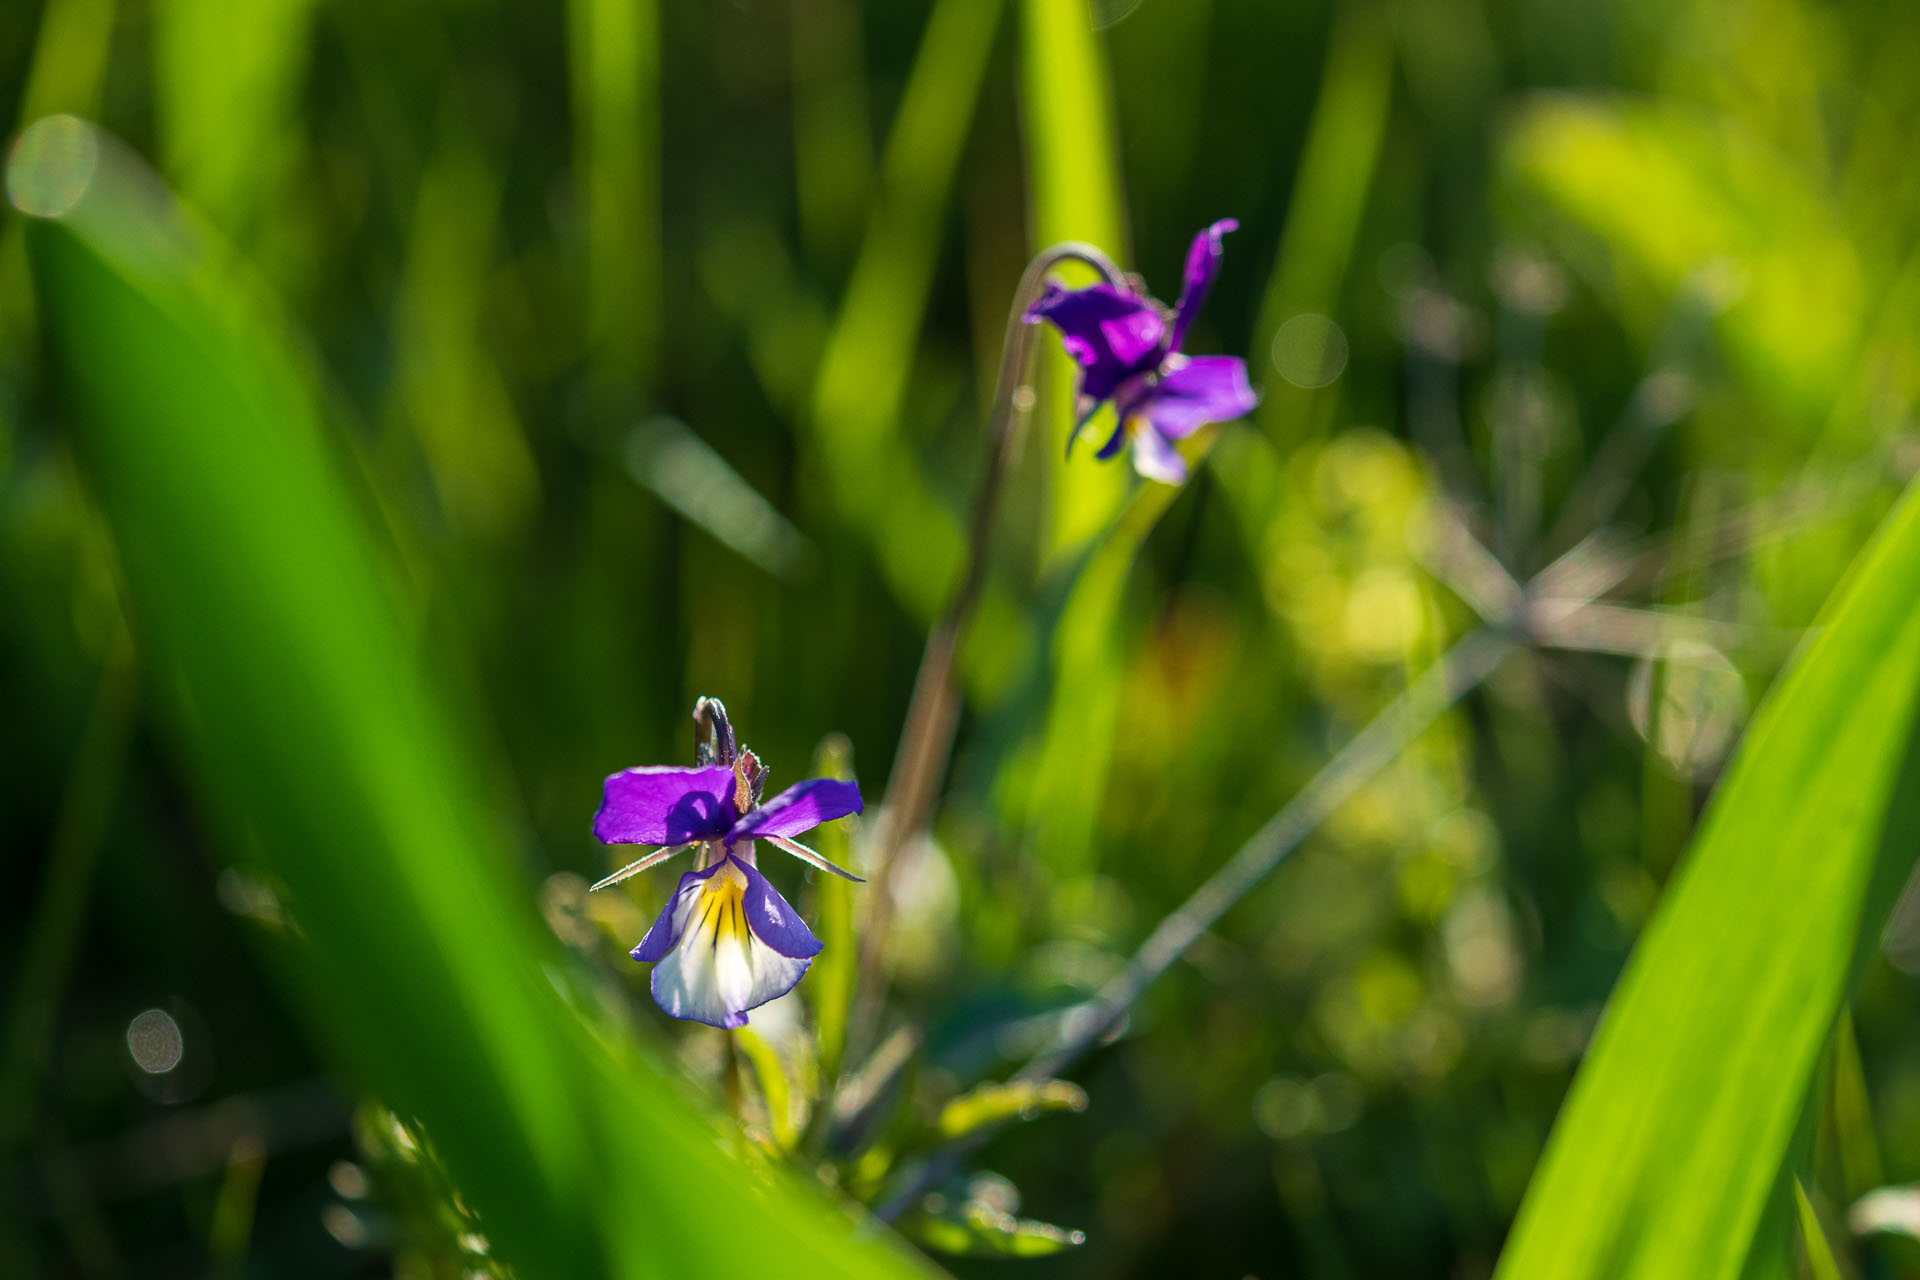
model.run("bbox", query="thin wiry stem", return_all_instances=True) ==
[1021,625,1517,1080]
[855,242,1125,1030]
[872,626,1516,1222]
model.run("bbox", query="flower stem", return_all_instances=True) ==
[855,242,1124,1018]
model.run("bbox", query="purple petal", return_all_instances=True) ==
[630,863,720,962]
[730,777,863,844]
[738,859,823,959]
[1169,219,1238,352]
[1025,283,1167,402]
[1132,356,1258,440]
[1130,425,1189,485]
[594,765,737,845]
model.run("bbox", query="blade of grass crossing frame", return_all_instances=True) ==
[1494,473,1920,1280]
[10,116,930,1280]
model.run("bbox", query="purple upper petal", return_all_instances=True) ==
[594,765,738,846]
[1025,283,1167,402]
[1169,219,1238,353]
[1130,356,1259,440]
[730,777,863,844]
[630,863,720,962]
[737,859,823,960]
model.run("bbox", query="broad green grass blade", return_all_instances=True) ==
[11,116,930,1280]
[1493,472,1920,1280]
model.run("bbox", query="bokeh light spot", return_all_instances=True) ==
[126,1008,184,1074]
[1271,313,1349,389]
[7,114,97,219]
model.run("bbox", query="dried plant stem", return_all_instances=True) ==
[872,626,1515,1221]
[854,242,1124,1023]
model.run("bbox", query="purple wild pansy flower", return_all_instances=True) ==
[591,697,862,1029]
[1025,218,1259,484]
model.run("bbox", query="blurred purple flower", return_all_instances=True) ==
[1025,219,1259,484]
[592,698,861,1029]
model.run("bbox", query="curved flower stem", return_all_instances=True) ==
[854,242,1125,1021]
[871,625,1517,1222]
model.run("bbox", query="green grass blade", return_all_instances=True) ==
[791,0,874,267]
[1019,0,1128,562]
[1794,1180,1844,1280]
[809,0,1004,623]
[152,0,316,239]
[568,0,660,393]
[389,140,540,539]
[1493,473,1920,1279]
[810,734,861,1090]
[11,115,929,1280]
[1247,0,1392,446]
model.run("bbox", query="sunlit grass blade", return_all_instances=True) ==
[1019,0,1127,561]
[568,0,660,393]
[152,0,316,240]
[1493,473,1920,1280]
[12,115,929,1280]
[809,0,1004,623]
[1021,470,1197,872]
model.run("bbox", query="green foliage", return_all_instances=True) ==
[1495,476,1920,1278]
[1795,1181,1845,1280]
[935,1079,1088,1140]
[899,1173,1086,1259]
[12,116,927,1280]
[10,0,1920,1276]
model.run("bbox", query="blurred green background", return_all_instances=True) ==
[8,0,1920,1276]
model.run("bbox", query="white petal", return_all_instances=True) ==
[645,858,810,1027]
[743,935,810,1009]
